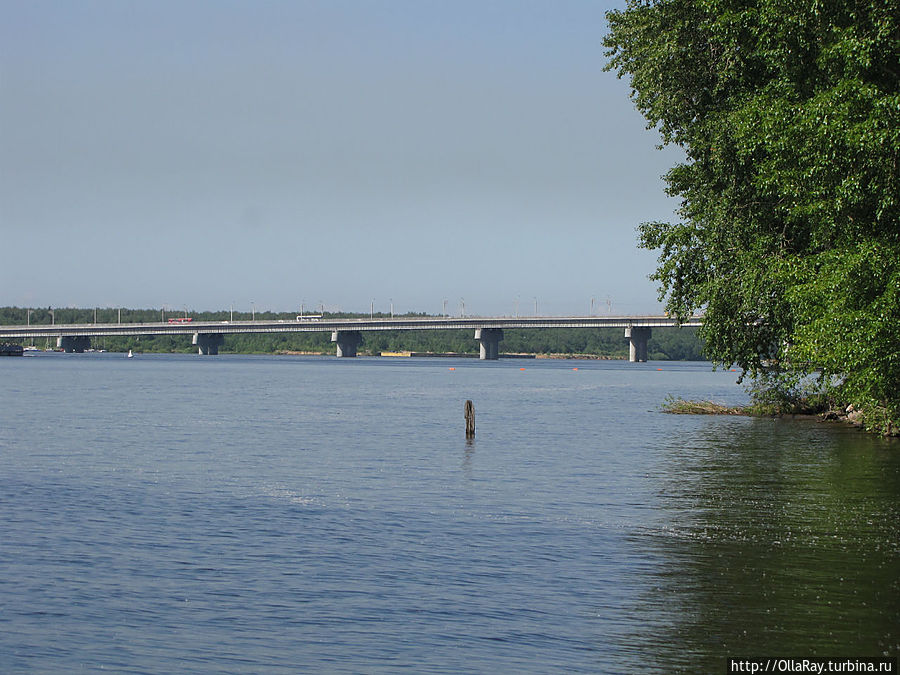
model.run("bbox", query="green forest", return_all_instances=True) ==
[605,0,899,433]
[0,306,706,360]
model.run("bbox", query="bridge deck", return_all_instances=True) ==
[0,316,701,340]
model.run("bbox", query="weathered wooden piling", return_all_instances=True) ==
[465,400,475,438]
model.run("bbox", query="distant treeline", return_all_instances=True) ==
[0,306,706,360]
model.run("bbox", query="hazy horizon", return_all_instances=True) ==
[2,1,682,317]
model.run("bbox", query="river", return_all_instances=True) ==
[1,353,897,673]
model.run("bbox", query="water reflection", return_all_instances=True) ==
[636,418,900,672]
[463,437,476,478]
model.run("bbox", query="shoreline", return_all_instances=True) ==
[276,350,629,359]
[662,397,898,437]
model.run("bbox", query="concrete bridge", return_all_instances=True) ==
[0,315,702,361]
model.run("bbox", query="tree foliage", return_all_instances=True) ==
[604,0,900,432]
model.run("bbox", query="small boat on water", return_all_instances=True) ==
[127,349,134,358]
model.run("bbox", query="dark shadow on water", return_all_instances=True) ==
[629,418,900,672]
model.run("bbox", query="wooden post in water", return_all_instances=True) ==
[465,400,475,438]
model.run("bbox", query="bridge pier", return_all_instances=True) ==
[625,327,651,362]
[332,330,362,357]
[57,336,91,353]
[193,333,224,355]
[475,328,503,360]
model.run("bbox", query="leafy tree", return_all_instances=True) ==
[604,0,900,432]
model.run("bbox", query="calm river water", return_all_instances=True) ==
[1,353,897,673]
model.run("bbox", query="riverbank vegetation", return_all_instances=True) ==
[662,378,833,418]
[661,397,749,416]
[605,0,900,435]
[0,306,705,360]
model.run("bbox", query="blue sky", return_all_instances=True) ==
[1,0,682,317]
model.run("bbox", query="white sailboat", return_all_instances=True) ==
[127,349,134,358]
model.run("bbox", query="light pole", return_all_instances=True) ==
[390,298,393,318]
[27,309,33,346]
[442,299,447,318]
[251,301,255,321]
[515,296,519,318]
[460,298,465,317]
[371,299,374,319]
[49,309,55,325]
[591,297,595,316]
[534,297,538,316]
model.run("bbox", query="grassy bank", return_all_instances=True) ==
[661,394,898,437]
[661,396,750,416]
